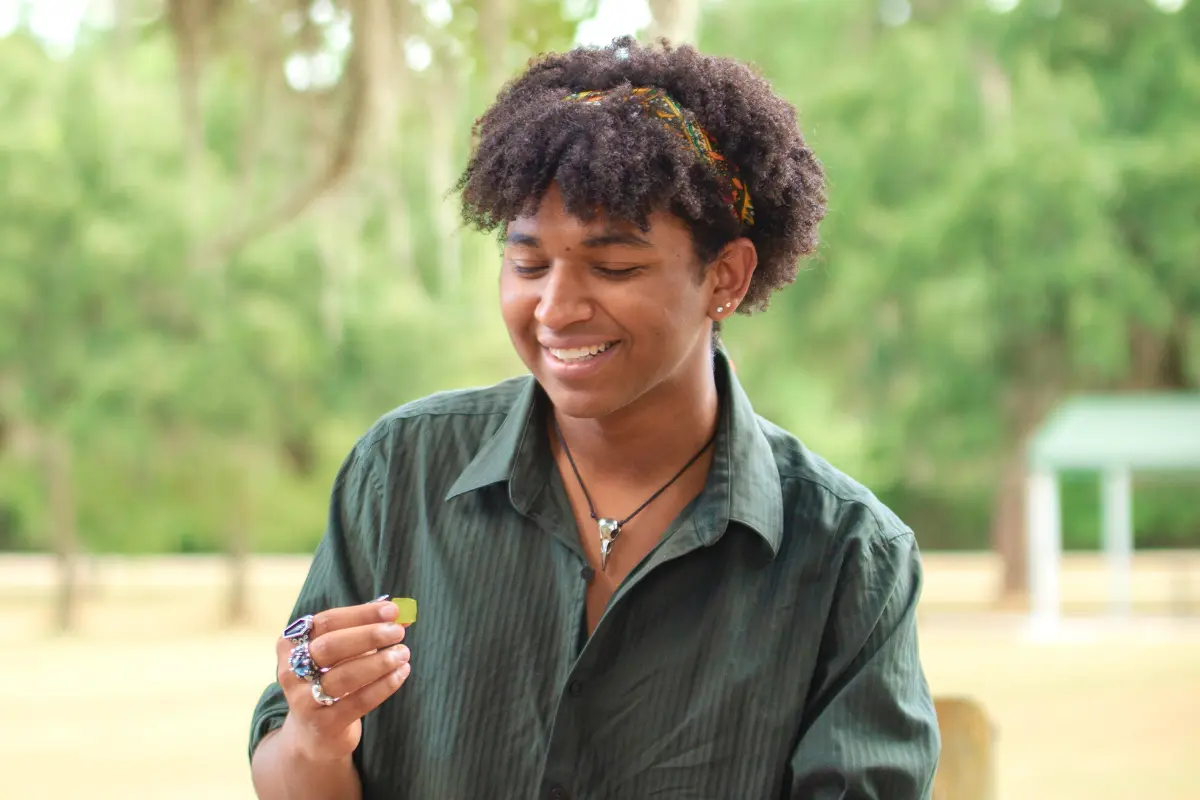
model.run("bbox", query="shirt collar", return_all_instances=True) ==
[444,349,784,557]
[443,376,548,514]
[708,350,784,556]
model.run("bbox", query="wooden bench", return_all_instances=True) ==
[932,696,996,800]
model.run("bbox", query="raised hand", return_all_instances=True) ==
[275,596,412,763]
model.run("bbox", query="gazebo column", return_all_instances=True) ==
[1026,469,1062,635]
[1101,467,1133,619]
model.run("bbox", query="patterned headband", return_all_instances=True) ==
[562,87,755,227]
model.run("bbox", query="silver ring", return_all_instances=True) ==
[288,641,319,682]
[283,614,315,642]
[312,678,337,706]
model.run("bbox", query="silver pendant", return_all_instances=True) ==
[597,517,621,571]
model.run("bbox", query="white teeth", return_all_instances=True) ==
[549,342,613,362]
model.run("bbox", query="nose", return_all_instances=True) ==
[534,264,594,331]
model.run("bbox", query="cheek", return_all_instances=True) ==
[645,289,711,361]
[498,277,537,334]
[637,283,705,332]
[616,288,698,351]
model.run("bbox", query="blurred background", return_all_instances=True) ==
[1,0,1198,797]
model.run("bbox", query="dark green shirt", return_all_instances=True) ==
[250,352,940,799]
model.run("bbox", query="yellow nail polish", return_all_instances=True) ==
[392,597,418,625]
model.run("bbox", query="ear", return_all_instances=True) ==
[707,238,758,320]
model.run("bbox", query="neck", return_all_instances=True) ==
[551,352,721,483]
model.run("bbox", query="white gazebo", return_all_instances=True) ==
[1025,393,1200,636]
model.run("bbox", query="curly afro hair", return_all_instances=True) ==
[456,36,826,313]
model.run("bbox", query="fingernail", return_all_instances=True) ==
[372,593,391,602]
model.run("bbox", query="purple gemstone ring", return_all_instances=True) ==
[282,614,315,642]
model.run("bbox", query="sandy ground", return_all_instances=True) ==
[2,553,1198,799]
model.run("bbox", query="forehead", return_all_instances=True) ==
[506,185,689,249]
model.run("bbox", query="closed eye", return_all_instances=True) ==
[595,265,644,279]
[511,263,548,276]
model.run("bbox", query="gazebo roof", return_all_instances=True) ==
[1028,393,1200,471]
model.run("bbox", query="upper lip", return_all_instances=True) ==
[539,339,618,350]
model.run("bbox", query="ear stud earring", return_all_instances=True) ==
[716,304,727,313]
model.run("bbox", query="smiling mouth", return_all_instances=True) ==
[546,341,618,363]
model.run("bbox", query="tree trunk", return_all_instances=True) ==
[648,0,702,46]
[989,444,1029,608]
[477,0,512,93]
[42,432,80,633]
[974,49,1012,129]
[167,0,210,277]
[114,0,134,59]
[316,190,357,345]
[225,523,250,626]
[224,452,251,626]
[992,379,1063,606]
[166,0,206,167]
[427,63,461,293]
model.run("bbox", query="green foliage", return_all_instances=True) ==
[713,0,1200,550]
[1,1,1198,556]
[1058,471,1200,551]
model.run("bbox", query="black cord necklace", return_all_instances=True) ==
[552,417,717,571]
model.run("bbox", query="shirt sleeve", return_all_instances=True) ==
[787,526,941,799]
[247,438,384,763]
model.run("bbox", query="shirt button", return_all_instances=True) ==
[568,679,583,697]
[548,784,568,800]
[580,565,595,582]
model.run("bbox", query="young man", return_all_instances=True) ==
[250,37,940,800]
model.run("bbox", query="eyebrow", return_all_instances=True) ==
[581,229,654,249]
[504,232,541,248]
[503,228,654,250]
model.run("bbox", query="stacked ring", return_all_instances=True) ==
[288,641,319,681]
[312,680,338,706]
[283,614,320,682]
[283,614,314,641]
[283,613,339,706]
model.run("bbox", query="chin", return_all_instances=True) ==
[537,380,627,420]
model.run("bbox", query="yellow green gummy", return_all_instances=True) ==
[392,597,417,625]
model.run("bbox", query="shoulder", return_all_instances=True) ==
[371,375,530,434]
[344,376,532,478]
[756,415,914,561]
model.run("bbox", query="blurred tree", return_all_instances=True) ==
[712,0,1200,602]
[0,28,192,629]
[0,0,592,630]
[2,0,1198,633]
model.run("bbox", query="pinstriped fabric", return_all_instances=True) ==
[249,353,940,799]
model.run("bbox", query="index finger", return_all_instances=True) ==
[307,595,398,639]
